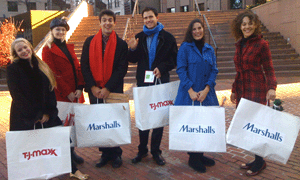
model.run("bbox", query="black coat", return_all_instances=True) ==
[127,29,178,87]
[80,34,128,93]
[7,57,62,131]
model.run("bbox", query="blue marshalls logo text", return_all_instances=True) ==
[243,123,283,142]
[87,121,121,131]
[179,125,215,134]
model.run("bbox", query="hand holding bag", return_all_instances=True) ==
[133,80,180,130]
[226,98,300,164]
[169,102,226,152]
[74,100,131,148]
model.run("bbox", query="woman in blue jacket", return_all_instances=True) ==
[175,19,219,173]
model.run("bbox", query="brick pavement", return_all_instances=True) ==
[0,77,299,180]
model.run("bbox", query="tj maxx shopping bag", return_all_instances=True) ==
[226,98,300,164]
[74,103,131,148]
[169,105,226,152]
[6,126,71,180]
[133,80,180,130]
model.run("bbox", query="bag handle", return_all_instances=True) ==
[96,98,106,104]
[34,122,44,130]
[154,78,162,85]
[192,101,202,106]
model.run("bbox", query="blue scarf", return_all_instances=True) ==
[143,22,164,69]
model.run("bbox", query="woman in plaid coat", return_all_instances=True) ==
[230,11,277,176]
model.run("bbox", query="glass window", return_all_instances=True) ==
[8,1,18,12]
[115,0,120,8]
[29,2,36,10]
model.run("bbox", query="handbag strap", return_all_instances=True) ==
[34,122,44,130]
[192,101,202,106]
[154,78,162,85]
[96,98,106,104]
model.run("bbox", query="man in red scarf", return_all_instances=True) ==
[81,9,128,169]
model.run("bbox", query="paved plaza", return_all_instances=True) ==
[0,77,299,180]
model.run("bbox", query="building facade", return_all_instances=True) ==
[134,0,267,13]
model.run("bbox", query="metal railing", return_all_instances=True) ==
[194,0,218,59]
[122,0,139,40]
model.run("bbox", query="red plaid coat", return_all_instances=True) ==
[232,35,277,106]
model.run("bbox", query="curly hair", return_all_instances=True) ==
[183,19,205,43]
[231,11,261,41]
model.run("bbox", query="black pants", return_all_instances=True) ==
[88,91,123,159]
[137,127,164,155]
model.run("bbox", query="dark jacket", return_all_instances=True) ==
[42,43,85,102]
[80,34,128,93]
[7,57,62,131]
[127,29,178,87]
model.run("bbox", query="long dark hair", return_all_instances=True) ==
[183,19,205,43]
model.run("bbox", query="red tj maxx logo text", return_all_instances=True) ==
[22,148,58,160]
[149,100,174,111]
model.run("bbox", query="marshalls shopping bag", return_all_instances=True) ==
[133,80,180,130]
[6,126,71,180]
[226,98,300,164]
[57,101,85,147]
[169,105,226,152]
[74,103,131,147]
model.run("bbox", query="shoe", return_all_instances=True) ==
[95,157,109,168]
[70,170,89,179]
[72,151,84,164]
[200,156,215,166]
[132,153,147,164]
[241,161,255,170]
[188,156,206,173]
[246,161,267,176]
[112,156,123,168]
[152,154,166,165]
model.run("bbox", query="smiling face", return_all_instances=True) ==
[14,41,32,60]
[240,16,256,38]
[100,14,116,36]
[51,26,67,41]
[192,22,204,41]
[143,10,158,29]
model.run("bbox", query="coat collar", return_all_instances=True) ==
[235,35,263,47]
[49,43,76,62]
[185,41,212,57]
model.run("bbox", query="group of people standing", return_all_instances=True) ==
[7,6,277,179]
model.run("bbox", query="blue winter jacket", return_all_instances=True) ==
[174,42,219,106]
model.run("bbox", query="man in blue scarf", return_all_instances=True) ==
[127,7,178,166]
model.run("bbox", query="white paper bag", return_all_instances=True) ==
[226,98,300,164]
[169,105,226,152]
[57,101,85,147]
[6,126,71,180]
[74,103,131,147]
[133,80,180,130]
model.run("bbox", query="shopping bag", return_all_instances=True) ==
[133,80,180,130]
[6,126,71,180]
[169,105,226,152]
[226,98,300,164]
[105,93,130,103]
[74,103,131,147]
[57,101,86,147]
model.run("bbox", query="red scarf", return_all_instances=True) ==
[89,29,117,88]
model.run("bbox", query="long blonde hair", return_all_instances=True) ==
[11,38,56,90]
